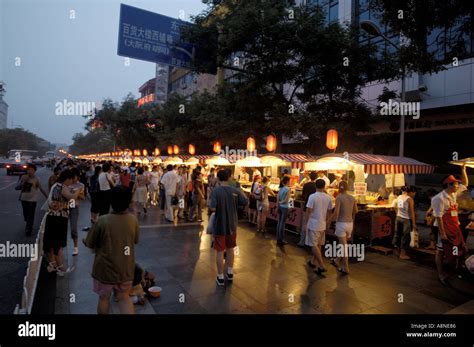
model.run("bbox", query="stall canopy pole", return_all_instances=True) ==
[391,170,395,191]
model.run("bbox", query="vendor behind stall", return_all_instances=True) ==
[329,173,343,189]
[317,171,330,188]
[252,168,262,181]
[239,167,250,182]
[300,171,310,186]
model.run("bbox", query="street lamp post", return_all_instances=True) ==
[360,20,406,157]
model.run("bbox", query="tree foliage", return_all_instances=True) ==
[0,128,53,157]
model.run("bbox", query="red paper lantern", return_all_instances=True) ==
[247,137,256,152]
[154,148,160,156]
[188,144,196,155]
[173,145,180,155]
[326,129,338,150]
[167,146,173,155]
[213,141,221,154]
[266,134,277,152]
[142,149,148,157]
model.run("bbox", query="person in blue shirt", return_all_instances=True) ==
[276,176,291,245]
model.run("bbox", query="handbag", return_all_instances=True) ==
[206,212,216,234]
[15,178,24,191]
[409,229,419,248]
[171,196,179,206]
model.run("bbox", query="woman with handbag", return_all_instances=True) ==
[43,169,80,276]
[392,186,417,260]
[17,163,48,236]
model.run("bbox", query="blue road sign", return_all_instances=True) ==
[117,4,195,68]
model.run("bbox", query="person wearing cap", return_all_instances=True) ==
[432,165,469,286]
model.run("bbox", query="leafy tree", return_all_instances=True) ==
[184,0,380,152]
[69,130,115,155]
[370,0,473,76]
[0,128,53,157]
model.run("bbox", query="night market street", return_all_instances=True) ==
[22,193,473,315]
[1,1,474,344]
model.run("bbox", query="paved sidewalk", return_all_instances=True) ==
[52,200,474,314]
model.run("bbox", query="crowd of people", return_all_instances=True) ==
[13,157,472,313]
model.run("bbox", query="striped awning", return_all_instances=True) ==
[346,153,434,174]
[177,155,211,165]
[259,154,313,169]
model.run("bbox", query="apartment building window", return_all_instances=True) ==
[307,0,339,24]
[357,0,473,66]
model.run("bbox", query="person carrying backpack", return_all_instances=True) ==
[88,165,102,226]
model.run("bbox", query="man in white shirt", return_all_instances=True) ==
[317,171,331,188]
[161,164,179,222]
[305,179,333,274]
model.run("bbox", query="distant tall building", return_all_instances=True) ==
[0,83,8,129]
[137,64,170,107]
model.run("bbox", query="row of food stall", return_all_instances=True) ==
[79,151,438,245]
[231,152,436,245]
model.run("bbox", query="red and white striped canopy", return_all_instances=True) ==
[260,154,313,169]
[346,153,434,174]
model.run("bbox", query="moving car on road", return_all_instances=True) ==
[4,149,38,175]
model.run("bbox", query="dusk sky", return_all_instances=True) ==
[1,0,207,145]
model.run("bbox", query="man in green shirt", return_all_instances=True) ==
[84,186,139,314]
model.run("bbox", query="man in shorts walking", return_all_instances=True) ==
[305,179,333,275]
[84,186,139,314]
[209,169,247,286]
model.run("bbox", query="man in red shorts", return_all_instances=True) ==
[84,186,139,313]
[209,169,248,286]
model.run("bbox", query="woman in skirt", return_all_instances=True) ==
[43,169,80,276]
[132,167,149,215]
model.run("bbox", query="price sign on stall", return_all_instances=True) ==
[354,182,367,196]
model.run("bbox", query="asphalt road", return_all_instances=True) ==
[0,166,51,314]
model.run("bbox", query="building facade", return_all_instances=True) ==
[0,87,8,129]
[300,0,474,165]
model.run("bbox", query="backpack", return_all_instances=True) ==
[89,175,100,193]
[130,167,137,181]
[253,184,263,201]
